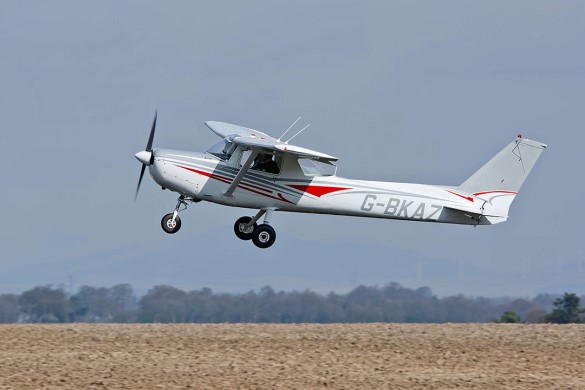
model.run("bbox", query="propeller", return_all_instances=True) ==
[135,111,157,201]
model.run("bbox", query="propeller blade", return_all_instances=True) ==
[135,164,146,202]
[135,110,157,202]
[145,111,157,152]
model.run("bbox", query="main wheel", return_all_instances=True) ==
[161,213,181,234]
[234,216,257,240]
[252,224,276,249]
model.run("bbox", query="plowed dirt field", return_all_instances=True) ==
[0,324,583,389]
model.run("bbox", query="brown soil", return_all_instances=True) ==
[0,324,583,389]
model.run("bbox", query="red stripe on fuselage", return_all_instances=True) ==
[178,166,231,184]
[288,184,350,197]
[445,189,475,202]
[175,165,292,204]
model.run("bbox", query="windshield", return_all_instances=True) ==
[298,158,336,176]
[206,139,235,160]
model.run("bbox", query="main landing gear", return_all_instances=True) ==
[161,195,198,234]
[160,197,276,248]
[234,209,276,249]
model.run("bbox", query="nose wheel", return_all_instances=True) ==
[161,212,181,234]
[234,209,277,248]
[160,195,198,234]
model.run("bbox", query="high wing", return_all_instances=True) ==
[205,121,276,141]
[205,121,338,163]
[205,121,338,197]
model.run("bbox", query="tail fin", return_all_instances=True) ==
[458,136,547,219]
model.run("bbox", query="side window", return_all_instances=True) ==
[298,158,336,176]
[249,152,281,175]
[206,140,235,161]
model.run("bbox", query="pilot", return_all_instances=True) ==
[252,153,280,174]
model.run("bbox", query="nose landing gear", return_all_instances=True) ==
[161,195,198,234]
[234,209,277,248]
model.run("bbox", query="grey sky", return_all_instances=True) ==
[1,1,584,296]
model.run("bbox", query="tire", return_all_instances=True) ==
[161,213,181,234]
[234,216,257,240]
[252,224,276,249]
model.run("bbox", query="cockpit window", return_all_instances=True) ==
[251,153,280,174]
[298,158,336,176]
[240,150,281,175]
[206,139,235,161]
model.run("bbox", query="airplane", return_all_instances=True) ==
[135,113,546,249]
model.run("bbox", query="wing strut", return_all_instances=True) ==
[223,150,259,197]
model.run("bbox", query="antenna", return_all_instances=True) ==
[278,116,301,142]
[286,123,310,144]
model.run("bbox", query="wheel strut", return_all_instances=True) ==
[172,195,190,224]
[161,195,197,234]
[244,208,275,230]
[242,208,277,248]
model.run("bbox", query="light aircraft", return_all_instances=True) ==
[135,113,546,249]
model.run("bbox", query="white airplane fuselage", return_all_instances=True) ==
[148,147,509,226]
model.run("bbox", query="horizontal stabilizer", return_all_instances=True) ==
[441,206,507,225]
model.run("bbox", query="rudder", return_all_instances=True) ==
[458,136,547,218]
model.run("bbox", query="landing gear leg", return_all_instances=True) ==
[234,209,265,240]
[234,209,277,248]
[161,195,194,234]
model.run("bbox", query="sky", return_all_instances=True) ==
[1,1,584,297]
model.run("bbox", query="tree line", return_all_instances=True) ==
[0,282,583,324]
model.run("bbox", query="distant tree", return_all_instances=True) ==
[19,286,68,323]
[0,294,19,323]
[345,285,387,322]
[498,299,540,321]
[7,282,581,324]
[69,286,104,322]
[545,292,584,324]
[498,311,522,323]
[69,284,137,322]
[185,288,217,322]
[532,293,559,312]
[108,284,138,322]
[440,294,493,323]
[139,285,189,322]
